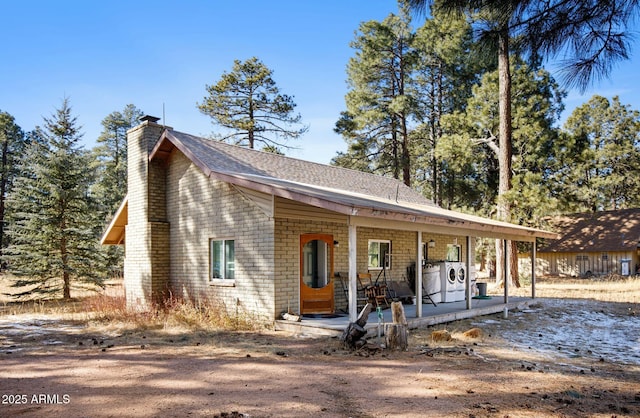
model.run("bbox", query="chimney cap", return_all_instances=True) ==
[139,115,160,123]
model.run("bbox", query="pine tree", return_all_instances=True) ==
[335,5,417,186]
[6,99,103,299]
[92,104,143,217]
[0,111,27,262]
[412,5,478,204]
[91,105,143,282]
[559,96,640,211]
[198,57,307,150]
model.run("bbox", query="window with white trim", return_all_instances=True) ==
[210,239,235,280]
[368,239,391,270]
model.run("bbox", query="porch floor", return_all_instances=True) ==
[275,296,537,337]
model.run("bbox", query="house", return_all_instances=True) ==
[101,116,556,323]
[534,209,640,277]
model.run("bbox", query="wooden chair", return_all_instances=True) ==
[359,273,388,308]
[337,273,369,312]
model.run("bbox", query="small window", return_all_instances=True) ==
[601,253,609,261]
[446,244,461,262]
[368,240,391,270]
[210,239,235,280]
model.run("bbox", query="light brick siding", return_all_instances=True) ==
[273,219,474,315]
[166,151,275,321]
[124,120,168,308]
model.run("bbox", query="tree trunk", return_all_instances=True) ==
[341,303,373,349]
[385,302,408,350]
[494,28,519,288]
[0,140,8,259]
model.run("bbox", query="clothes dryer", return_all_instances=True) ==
[455,263,467,301]
[440,262,458,302]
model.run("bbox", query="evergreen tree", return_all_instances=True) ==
[410,0,640,287]
[92,104,143,217]
[559,96,640,211]
[334,5,417,186]
[412,5,478,204]
[439,59,564,284]
[198,57,308,150]
[0,111,27,262]
[91,105,143,282]
[6,99,103,299]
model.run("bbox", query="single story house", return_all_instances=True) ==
[533,208,640,277]
[101,116,556,323]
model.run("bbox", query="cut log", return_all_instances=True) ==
[390,301,407,325]
[341,303,373,349]
[385,324,408,351]
[355,302,373,327]
[386,302,408,350]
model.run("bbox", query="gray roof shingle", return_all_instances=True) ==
[165,130,433,206]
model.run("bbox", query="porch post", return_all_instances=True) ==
[504,239,509,304]
[416,230,423,318]
[466,236,472,310]
[348,221,358,322]
[531,240,537,299]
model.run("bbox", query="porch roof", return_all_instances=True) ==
[143,129,556,242]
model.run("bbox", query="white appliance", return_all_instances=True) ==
[423,265,442,304]
[455,264,467,301]
[440,262,458,302]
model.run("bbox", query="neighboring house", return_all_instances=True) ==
[534,209,640,277]
[101,116,555,323]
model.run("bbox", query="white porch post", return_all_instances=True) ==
[466,236,472,310]
[531,240,537,299]
[416,230,423,318]
[504,239,509,304]
[348,221,358,322]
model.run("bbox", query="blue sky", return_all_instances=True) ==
[2,0,639,164]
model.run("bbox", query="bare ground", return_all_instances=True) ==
[0,298,639,417]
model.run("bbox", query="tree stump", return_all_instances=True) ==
[341,303,373,349]
[385,301,408,350]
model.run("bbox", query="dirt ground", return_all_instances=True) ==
[1,298,639,418]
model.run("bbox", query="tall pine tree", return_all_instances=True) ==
[558,96,640,211]
[6,99,103,299]
[333,5,417,186]
[0,111,27,262]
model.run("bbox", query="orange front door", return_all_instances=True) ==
[300,234,334,314]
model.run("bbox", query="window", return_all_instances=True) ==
[368,240,391,270]
[210,239,235,281]
[446,244,461,262]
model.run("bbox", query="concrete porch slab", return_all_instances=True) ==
[275,297,537,337]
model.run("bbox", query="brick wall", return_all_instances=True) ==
[274,220,476,315]
[124,119,168,309]
[166,151,275,321]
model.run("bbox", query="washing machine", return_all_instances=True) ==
[455,263,467,301]
[440,262,458,302]
[423,265,442,304]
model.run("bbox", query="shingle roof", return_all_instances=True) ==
[159,130,432,206]
[538,208,640,252]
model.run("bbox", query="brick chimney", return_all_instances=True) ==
[123,115,170,309]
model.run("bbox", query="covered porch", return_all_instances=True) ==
[276,295,536,337]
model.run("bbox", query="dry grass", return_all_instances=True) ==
[80,293,262,332]
[488,275,640,304]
